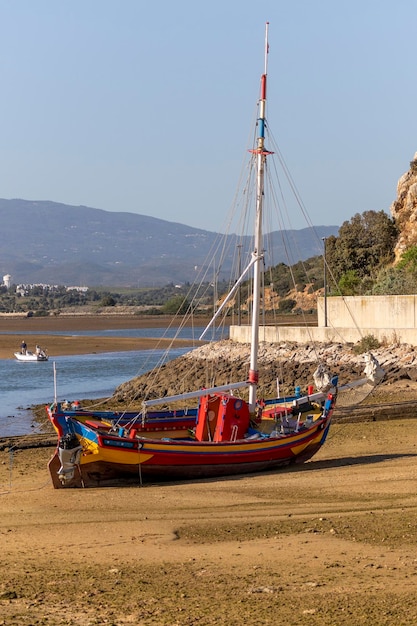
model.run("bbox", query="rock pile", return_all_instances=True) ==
[113,340,417,404]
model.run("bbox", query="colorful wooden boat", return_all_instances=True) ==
[47,382,339,487]
[46,24,381,488]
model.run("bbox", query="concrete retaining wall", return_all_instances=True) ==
[229,325,417,345]
[317,295,417,329]
[230,295,417,346]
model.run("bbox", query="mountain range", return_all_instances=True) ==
[0,199,339,287]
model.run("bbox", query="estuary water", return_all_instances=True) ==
[0,325,227,438]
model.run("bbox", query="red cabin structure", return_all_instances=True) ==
[195,394,250,442]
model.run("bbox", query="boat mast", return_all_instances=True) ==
[248,22,271,412]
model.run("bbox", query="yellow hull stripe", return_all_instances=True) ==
[290,430,324,456]
[81,441,154,465]
[78,422,326,467]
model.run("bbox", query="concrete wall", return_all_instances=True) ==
[317,295,417,329]
[229,324,417,345]
[229,295,417,345]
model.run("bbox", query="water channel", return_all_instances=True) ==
[0,326,227,437]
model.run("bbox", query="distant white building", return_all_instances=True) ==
[2,274,11,288]
[15,283,89,296]
[66,286,89,293]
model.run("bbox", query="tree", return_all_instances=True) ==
[326,210,398,290]
[265,263,292,295]
[338,270,361,295]
[162,295,190,315]
[100,295,116,307]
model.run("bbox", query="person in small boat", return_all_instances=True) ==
[21,340,27,355]
[36,345,41,355]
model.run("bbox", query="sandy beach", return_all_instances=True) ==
[1,419,417,625]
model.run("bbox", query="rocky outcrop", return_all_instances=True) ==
[390,153,417,261]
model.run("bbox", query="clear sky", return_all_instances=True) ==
[0,0,415,232]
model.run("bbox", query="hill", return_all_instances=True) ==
[0,199,338,287]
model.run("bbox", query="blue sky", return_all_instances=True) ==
[0,0,415,232]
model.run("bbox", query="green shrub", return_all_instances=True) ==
[100,295,116,307]
[352,334,380,354]
[162,295,190,315]
[278,298,296,313]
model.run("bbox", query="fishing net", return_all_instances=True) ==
[335,352,385,408]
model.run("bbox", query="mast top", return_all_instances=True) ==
[264,22,269,76]
[248,22,273,157]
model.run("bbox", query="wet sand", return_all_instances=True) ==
[1,419,417,625]
[0,315,206,359]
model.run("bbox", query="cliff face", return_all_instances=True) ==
[390,153,417,261]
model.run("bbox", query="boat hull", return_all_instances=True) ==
[47,404,332,488]
[14,351,48,362]
[48,450,317,488]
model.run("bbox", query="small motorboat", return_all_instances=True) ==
[14,348,48,362]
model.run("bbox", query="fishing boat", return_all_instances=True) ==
[47,24,382,488]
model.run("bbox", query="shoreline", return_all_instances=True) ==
[0,315,209,359]
[0,334,201,360]
[0,313,200,331]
